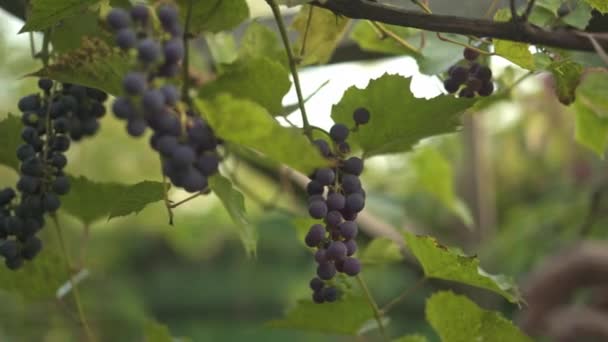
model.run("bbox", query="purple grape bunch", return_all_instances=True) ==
[107,5,221,193]
[443,47,494,98]
[305,107,370,304]
[0,79,108,270]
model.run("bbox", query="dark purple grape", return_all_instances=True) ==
[38,78,53,92]
[107,8,131,31]
[308,200,328,219]
[326,241,347,261]
[17,176,40,194]
[306,180,324,196]
[326,193,345,211]
[123,72,146,95]
[171,145,196,167]
[459,87,475,98]
[5,256,23,270]
[182,168,207,193]
[466,77,482,92]
[157,135,178,156]
[345,193,365,213]
[341,174,361,193]
[116,28,137,50]
[325,210,342,227]
[4,216,23,235]
[142,89,166,115]
[21,112,39,127]
[196,154,219,176]
[314,168,335,186]
[330,124,349,143]
[137,38,161,64]
[157,5,179,29]
[127,117,147,137]
[112,97,135,120]
[310,277,324,291]
[305,224,325,247]
[16,144,35,161]
[81,118,100,136]
[342,257,361,276]
[322,287,338,302]
[18,94,40,112]
[478,81,494,97]
[469,62,481,75]
[130,4,149,24]
[463,47,480,61]
[317,262,336,280]
[443,78,460,94]
[449,66,468,84]
[313,139,331,157]
[353,107,370,125]
[43,193,61,212]
[0,188,15,206]
[0,240,18,259]
[160,84,180,105]
[345,239,357,256]
[21,236,42,260]
[312,290,325,304]
[52,176,70,195]
[342,157,363,176]
[52,135,71,152]
[339,220,358,240]
[474,66,492,82]
[164,38,184,63]
[314,249,327,263]
[50,153,68,169]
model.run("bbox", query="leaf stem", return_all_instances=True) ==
[380,277,427,314]
[160,161,174,225]
[368,21,421,55]
[181,0,194,106]
[266,0,313,141]
[169,192,203,209]
[52,215,95,342]
[356,275,389,342]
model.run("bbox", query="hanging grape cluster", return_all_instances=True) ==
[107,5,220,193]
[0,79,108,270]
[305,108,371,303]
[444,47,494,98]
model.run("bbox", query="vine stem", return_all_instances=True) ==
[52,215,96,342]
[523,0,536,21]
[266,0,313,141]
[380,277,427,314]
[181,0,194,105]
[368,21,421,55]
[356,275,389,341]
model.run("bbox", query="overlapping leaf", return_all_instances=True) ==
[0,114,24,172]
[178,0,249,33]
[20,0,99,32]
[573,71,608,156]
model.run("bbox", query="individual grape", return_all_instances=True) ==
[325,210,343,227]
[0,240,18,259]
[17,176,40,194]
[314,168,335,186]
[443,78,460,94]
[345,193,365,213]
[4,216,23,235]
[344,239,357,256]
[449,66,469,84]
[123,72,146,95]
[0,188,15,206]
[196,154,219,176]
[21,127,39,144]
[127,117,147,137]
[310,277,324,291]
[306,180,324,196]
[157,5,179,28]
[171,145,196,167]
[478,81,494,97]
[308,200,328,219]
[329,124,349,143]
[51,135,71,152]
[466,77,482,93]
[469,62,481,75]
[182,168,207,193]
[157,135,178,156]
[463,47,480,61]
[137,38,161,64]
[50,153,68,169]
[317,262,336,280]
[81,118,100,136]
[313,139,331,157]
[16,144,35,162]
[312,290,325,304]
[43,193,61,212]
[38,78,53,92]
[474,65,492,82]
[142,89,166,115]
[130,4,149,24]
[339,221,358,240]
[322,287,338,302]
[52,176,71,195]
[53,117,70,134]
[160,84,180,105]
[18,94,40,112]
[342,157,363,176]
[21,112,39,127]
[459,87,475,98]
[21,236,42,260]
[305,224,326,247]
[116,28,137,50]
[326,241,347,260]
[164,38,184,63]
[112,97,135,120]
[341,174,361,193]
[20,157,43,177]
[90,101,106,118]
[342,257,361,276]
[5,256,23,270]
[314,249,327,263]
[326,192,345,211]
[353,107,370,125]
[107,8,131,31]
[308,194,324,204]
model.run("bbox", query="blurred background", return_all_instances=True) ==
[0,1,607,341]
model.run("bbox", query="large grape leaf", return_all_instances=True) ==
[360,238,404,265]
[0,114,24,172]
[209,175,257,258]
[199,57,291,115]
[583,0,608,13]
[403,232,522,303]
[144,319,173,342]
[20,0,99,32]
[546,59,584,105]
[196,94,328,174]
[30,38,130,96]
[561,2,594,29]
[331,74,476,158]
[426,291,532,342]
[50,10,104,54]
[178,0,249,33]
[494,9,535,70]
[576,71,608,118]
[267,296,376,335]
[350,21,419,55]
[291,5,350,66]
[573,71,608,156]
[62,176,164,225]
[239,21,288,69]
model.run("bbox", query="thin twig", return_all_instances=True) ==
[436,33,492,56]
[510,0,519,21]
[523,0,536,21]
[170,192,203,209]
[356,275,389,341]
[484,0,502,18]
[380,277,427,314]
[266,0,313,140]
[299,5,314,57]
[160,162,174,225]
[370,21,421,54]
[52,215,96,342]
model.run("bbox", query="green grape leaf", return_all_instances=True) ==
[331,74,476,158]
[50,11,104,53]
[393,335,429,342]
[403,232,522,303]
[196,94,328,174]
[144,319,173,342]
[30,38,130,96]
[199,57,291,115]
[535,0,564,15]
[562,2,594,29]
[205,32,238,66]
[291,5,350,66]
[583,0,608,13]
[546,59,584,105]
[178,0,249,33]
[267,296,376,335]
[62,176,164,225]
[350,21,419,55]
[360,238,404,265]
[0,114,24,172]
[574,100,608,157]
[0,234,68,301]
[239,21,288,69]
[494,9,535,70]
[426,291,533,342]
[20,0,99,33]
[209,175,257,257]
[576,71,608,118]
[410,147,473,227]
[416,34,467,76]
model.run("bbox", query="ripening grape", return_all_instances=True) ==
[329,123,349,143]
[463,47,480,61]
[353,107,370,125]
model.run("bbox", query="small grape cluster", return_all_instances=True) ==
[0,79,108,270]
[305,108,371,304]
[443,47,494,98]
[107,5,220,193]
